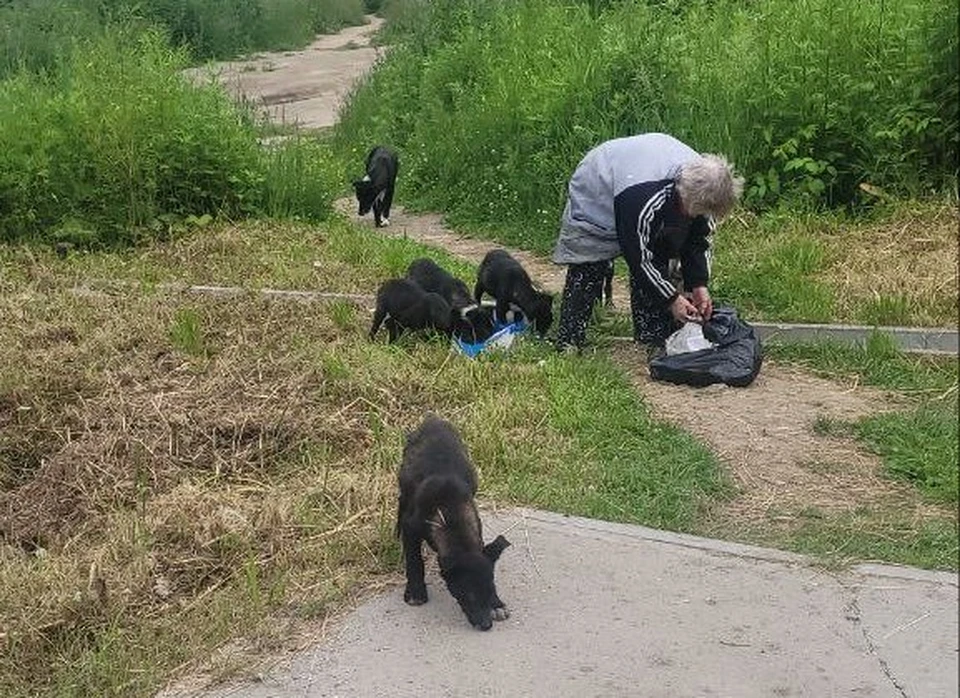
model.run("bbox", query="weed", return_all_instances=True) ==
[170,307,207,357]
[0,26,345,246]
[329,299,357,329]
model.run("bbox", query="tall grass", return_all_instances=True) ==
[145,0,366,60]
[0,0,366,77]
[0,26,340,246]
[336,0,957,250]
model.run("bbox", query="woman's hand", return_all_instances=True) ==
[691,286,713,321]
[670,295,702,323]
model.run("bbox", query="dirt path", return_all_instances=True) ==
[197,19,925,523]
[186,16,385,130]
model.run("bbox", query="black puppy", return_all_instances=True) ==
[353,146,398,228]
[474,249,554,336]
[369,279,453,343]
[602,259,614,306]
[397,415,510,631]
[406,258,495,343]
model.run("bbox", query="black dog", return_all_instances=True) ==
[602,259,614,306]
[353,146,398,228]
[474,249,554,336]
[406,258,495,343]
[397,415,510,630]
[369,279,453,343]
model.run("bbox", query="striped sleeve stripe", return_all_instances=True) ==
[704,215,715,278]
[635,185,676,298]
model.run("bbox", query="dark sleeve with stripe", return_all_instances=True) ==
[680,215,714,290]
[614,180,679,306]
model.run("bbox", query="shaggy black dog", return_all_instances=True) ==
[406,258,495,343]
[353,146,398,228]
[474,249,554,336]
[396,415,510,630]
[369,279,453,343]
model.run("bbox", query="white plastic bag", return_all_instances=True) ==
[665,322,716,356]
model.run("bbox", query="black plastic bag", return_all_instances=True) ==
[649,306,762,387]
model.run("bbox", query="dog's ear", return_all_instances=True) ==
[483,535,510,563]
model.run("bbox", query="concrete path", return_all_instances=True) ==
[184,508,958,698]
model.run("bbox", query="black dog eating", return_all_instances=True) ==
[406,257,495,343]
[396,415,510,630]
[369,279,453,343]
[474,249,554,336]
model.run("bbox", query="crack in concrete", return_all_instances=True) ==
[844,596,910,698]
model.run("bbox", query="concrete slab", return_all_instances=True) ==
[177,508,958,698]
[752,322,959,356]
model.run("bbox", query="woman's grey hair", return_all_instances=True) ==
[676,154,744,219]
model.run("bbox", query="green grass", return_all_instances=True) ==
[720,512,957,571]
[769,332,958,513]
[766,332,958,395]
[711,214,837,323]
[857,406,958,504]
[170,307,207,356]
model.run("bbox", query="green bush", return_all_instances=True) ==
[335,0,957,250]
[0,26,340,245]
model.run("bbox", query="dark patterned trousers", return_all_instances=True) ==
[555,260,678,350]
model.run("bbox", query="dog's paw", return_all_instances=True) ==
[492,606,510,621]
[404,587,428,606]
[381,217,390,227]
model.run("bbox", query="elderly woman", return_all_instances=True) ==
[553,133,743,352]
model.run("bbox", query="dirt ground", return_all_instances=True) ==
[199,19,929,526]
[185,16,385,130]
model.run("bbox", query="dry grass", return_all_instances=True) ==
[0,290,402,697]
[0,217,476,297]
[0,274,724,696]
[820,199,959,327]
[710,197,958,327]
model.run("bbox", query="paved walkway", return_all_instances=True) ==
[181,508,958,698]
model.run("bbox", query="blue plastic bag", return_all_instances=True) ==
[452,307,529,358]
